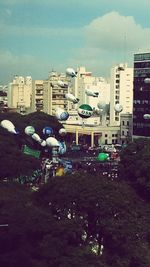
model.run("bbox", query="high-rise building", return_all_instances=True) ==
[7,75,32,114]
[133,52,150,138]
[31,80,44,112]
[110,63,133,126]
[43,71,70,115]
[70,66,110,126]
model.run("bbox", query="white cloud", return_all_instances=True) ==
[84,11,150,51]
[68,11,150,76]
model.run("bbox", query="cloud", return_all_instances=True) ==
[68,11,150,76]
[0,22,82,38]
[84,11,150,51]
[0,50,49,83]
[1,11,150,83]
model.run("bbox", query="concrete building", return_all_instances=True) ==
[120,113,133,144]
[67,66,110,126]
[64,123,120,147]
[8,76,32,114]
[133,52,150,139]
[110,63,133,126]
[31,80,44,112]
[43,71,69,115]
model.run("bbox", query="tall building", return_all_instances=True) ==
[69,66,110,126]
[75,66,110,108]
[109,63,133,126]
[31,80,44,112]
[133,52,150,138]
[7,76,32,114]
[43,71,70,115]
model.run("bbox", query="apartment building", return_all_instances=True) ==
[109,63,133,126]
[31,80,44,112]
[43,71,70,115]
[7,76,32,114]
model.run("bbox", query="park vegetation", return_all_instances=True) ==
[0,112,150,266]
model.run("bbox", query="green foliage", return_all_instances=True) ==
[0,111,62,180]
[119,139,150,200]
[0,182,104,267]
[34,173,150,266]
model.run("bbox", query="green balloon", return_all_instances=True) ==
[97,152,108,162]
[78,104,93,118]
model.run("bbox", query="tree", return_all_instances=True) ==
[0,181,106,267]
[0,112,62,180]
[119,139,150,200]
[34,172,150,266]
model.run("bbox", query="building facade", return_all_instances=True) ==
[31,80,44,112]
[110,63,133,126]
[8,76,32,114]
[133,52,150,138]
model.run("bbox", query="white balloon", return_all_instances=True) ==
[97,101,107,114]
[65,93,79,104]
[85,89,99,97]
[59,128,67,136]
[0,119,17,134]
[114,103,123,113]
[32,133,42,143]
[46,137,60,147]
[144,78,150,84]
[143,114,150,119]
[57,80,68,88]
[25,126,35,136]
[66,68,77,77]
[40,140,47,147]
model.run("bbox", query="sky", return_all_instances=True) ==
[0,0,150,84]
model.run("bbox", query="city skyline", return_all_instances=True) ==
[0,0,150,84]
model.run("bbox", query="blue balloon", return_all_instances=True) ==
[58,141,67,155]
[43,126,53,136]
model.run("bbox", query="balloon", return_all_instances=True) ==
[97,101,107,114]
[25,126,35,136]
[57,80,68,88]
[144,78,150,84]
[143,114,150,119]
[59,128,67,136]
[43,126,53,136]
[114,103,123,113]
[65,93,79,104]
[78,104,93,118]
[40,140,47,147]
[85,89,99,97]
[66,68,77,77]
[46,137,60,147]
[0,119,18,134]
[97,152,108,162]
[55,107,69,121]
[58,141,67,155]
[32,133,42,143]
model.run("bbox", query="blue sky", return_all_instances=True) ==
[0,0,150,84]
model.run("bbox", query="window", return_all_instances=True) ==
[105,134,107,137]
[127,121,129,126]
[122,121,124,125]
[122,131,124,135]
[105,139,108,144]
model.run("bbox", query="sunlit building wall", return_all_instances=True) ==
[110,63,133,126]
[7,75,32,114]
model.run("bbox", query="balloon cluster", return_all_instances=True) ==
[55,67,124,125]
[0,119,67,156]
[24,125,67,155]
